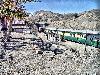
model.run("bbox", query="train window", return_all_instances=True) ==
[82,35,83,37]
[90,38,93,40]
[84,35,86,38]
[53,34,55,37]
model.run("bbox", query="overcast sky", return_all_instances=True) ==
[23,0,98,14]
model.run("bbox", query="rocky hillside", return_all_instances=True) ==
[30,10,78,22]
[30,9,100,30]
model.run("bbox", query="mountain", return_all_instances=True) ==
[29,9,100,31]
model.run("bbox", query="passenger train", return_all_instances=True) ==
[45,27,100,48]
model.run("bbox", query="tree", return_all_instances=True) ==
[0,0,41,40]
[0,0,41,55]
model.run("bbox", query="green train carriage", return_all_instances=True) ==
[45,28,100,48]
[58,29,100,48]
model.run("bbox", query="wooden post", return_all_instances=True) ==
[97,38,99,48]
[48,30,50,41]
[85,32,87,51]
[55,28,58,44]
[62,31,65,41]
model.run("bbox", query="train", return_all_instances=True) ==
[45,27,100,48]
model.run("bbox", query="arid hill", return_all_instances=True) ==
[29,9,100,30]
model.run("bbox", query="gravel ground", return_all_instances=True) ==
[0,32,100,75]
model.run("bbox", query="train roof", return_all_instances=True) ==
[45,27,100,34]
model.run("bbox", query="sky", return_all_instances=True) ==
[23,0,98,14]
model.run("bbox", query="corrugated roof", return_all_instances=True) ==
[45,27,100,34]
